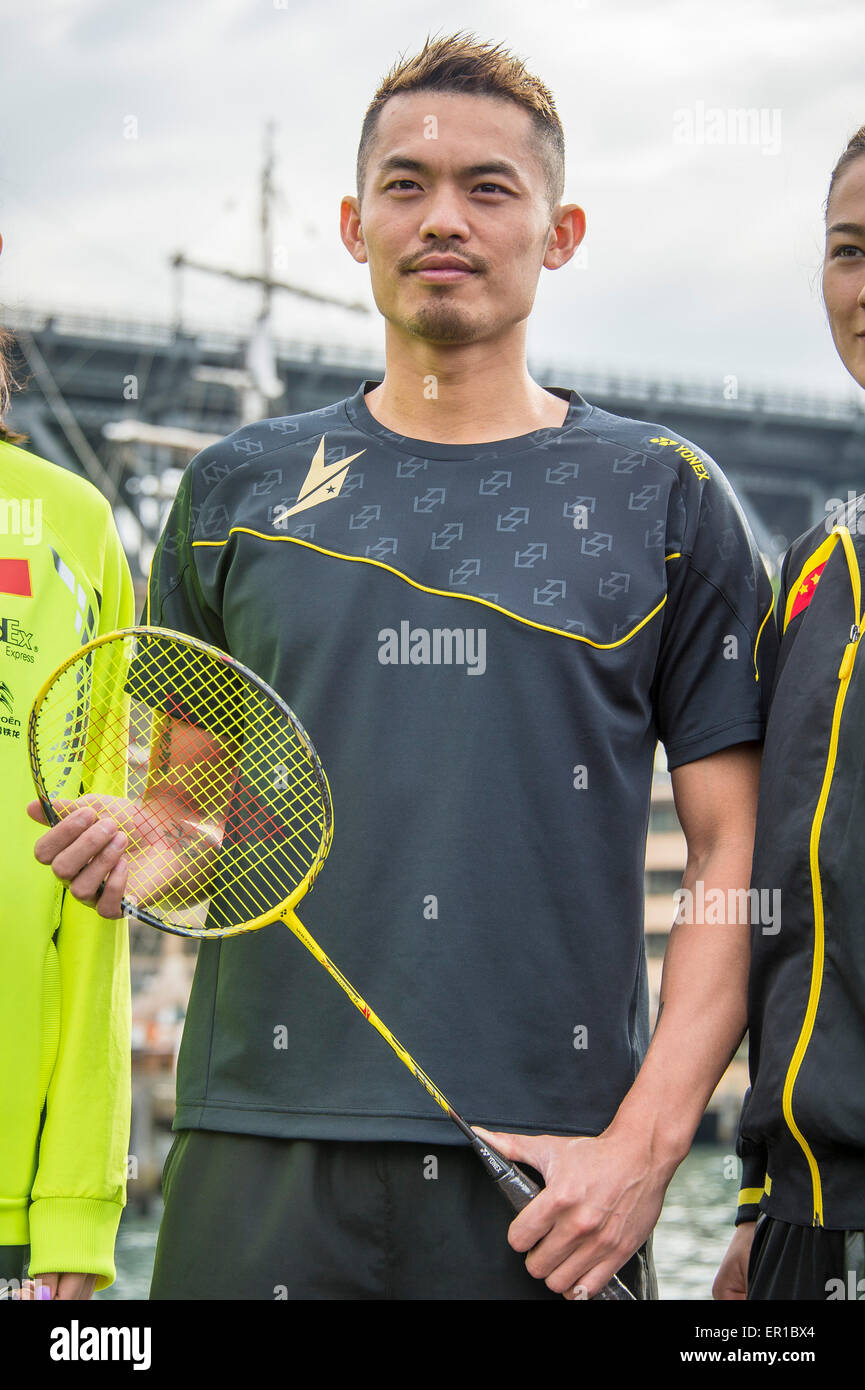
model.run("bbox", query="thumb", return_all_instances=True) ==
[473,1126,547,1171]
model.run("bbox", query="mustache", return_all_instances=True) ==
[398,248,487,274]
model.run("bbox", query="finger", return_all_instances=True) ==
[505,1188,560,1255]
[541,1210,633,1297]
[50,819,123,884]
[28,797,94,826]
[19,1277,54,1301]
[475,1131,556,1254]
[32,807,98,864]
[523,1197,624,1284]
[91,851,130,919]
[523,1215,600,1281]
[66,831,128,906]
[560,1251,628,1301]
[472,1125,516,1152]
[472,1126,545,1169]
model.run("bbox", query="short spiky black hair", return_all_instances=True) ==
[356,32,565,214]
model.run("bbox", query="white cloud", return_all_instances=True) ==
[1,0,864,393]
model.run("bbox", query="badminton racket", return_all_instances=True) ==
[28,626,633,1301]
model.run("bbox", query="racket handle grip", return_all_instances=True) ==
[494,1158,541,1211]
[490,1147,636,1302]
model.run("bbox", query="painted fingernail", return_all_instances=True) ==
[37,1285,52,1300]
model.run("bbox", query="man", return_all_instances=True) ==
[31,34,776,1301]
[0,279,133,1299]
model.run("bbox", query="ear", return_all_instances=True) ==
[340,195,367,264]
[543,203,587,271]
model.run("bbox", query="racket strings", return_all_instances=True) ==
[30,631,332,936]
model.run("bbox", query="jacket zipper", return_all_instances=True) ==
[780,526,861,1226]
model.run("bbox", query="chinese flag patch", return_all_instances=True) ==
[788,561,827,622]
[0,558,31,597]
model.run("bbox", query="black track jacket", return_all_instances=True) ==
[738,501,865,1229]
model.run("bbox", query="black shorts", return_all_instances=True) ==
[150,1130,657,1301]
[748,1214,865,1300]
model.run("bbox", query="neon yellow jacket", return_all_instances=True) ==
[0,440,133,1289]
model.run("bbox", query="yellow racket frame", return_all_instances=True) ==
[28,626,334,939]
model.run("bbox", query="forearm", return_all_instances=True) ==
[609,839,751,1174]
[491,748,761,1298]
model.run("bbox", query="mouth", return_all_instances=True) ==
[409,258,477,284]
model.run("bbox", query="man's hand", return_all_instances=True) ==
[18,1272,97,1300]
[474,1125,671,1299]
[713,1222,755,1300]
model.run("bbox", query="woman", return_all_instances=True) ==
[715,126,865,1301]
[0,267,134,1298]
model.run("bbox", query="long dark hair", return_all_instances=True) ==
[0,326,27,445]
[826,125,865,213]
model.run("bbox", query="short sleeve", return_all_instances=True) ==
[653,466,778,769]
[100,505,136,635]
[144,454,225,646]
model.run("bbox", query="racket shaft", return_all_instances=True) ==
[284,911,633,1301]
[287,911,535,1186]
[285,910,453,1113]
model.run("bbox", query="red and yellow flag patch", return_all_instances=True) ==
[783,533,837,632]
[788,561,827,622]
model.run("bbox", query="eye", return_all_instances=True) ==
[473,182,509,195]
[831,243,865,258]
[384,179,420,192]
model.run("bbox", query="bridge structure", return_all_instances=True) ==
[4,302,865,584]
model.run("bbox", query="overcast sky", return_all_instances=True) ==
[3,0,865,403]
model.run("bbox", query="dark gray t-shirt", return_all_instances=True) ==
[146,380,777,1142]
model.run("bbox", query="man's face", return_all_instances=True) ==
[823,157,865,390]
[343,91,564,346]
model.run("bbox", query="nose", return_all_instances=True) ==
[417,184,470,243]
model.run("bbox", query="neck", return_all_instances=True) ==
[363,324,569,443]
